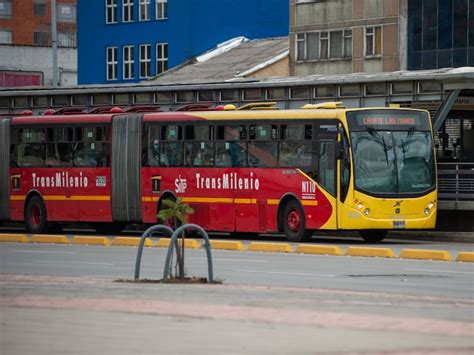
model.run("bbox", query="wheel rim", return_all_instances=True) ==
[30,204,41,228]
[287,209,301,233]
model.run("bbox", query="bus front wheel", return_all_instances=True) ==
[360,230,387,243]
[25,196,48,234]
[282,200,312,242]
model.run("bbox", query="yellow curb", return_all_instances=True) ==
[295,244,342,256]
[399,249,452,261]
[0,234,30,243]
[455,252,474,262]
[31,235,69,244]
[156,238,201,249]
[72,236,110,246]
[111,237,153,247]
[346,247,395,258]
[210,240,244,251]
[247,242,292,253]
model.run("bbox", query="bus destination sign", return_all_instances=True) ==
[346,110,430,131]
[361,117,418,126]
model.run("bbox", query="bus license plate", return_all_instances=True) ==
[393,221,406,229]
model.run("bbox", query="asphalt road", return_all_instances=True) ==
[1,241,473,354]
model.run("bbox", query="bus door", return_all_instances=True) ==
[315,122,339,229]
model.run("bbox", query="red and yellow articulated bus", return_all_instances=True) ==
[0,102,437,242]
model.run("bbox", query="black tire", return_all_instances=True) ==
[25,196,48,234]
[282,200,313,242]
[93,222,126,235]
[360,230,387,243]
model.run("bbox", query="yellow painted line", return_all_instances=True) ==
[234,198,256,204]
[210,240,244,251]
[156,238,201,249]
[247,242,292,253]
[301,200,318,206]
[346,247,395,258]
[10,195,26,201]
[72,236,110,246]
[455,252,474,263]
[266,199,279,205]
[0,234,30,243]
[295,244,342,256]
[43,195,110,201]
[182,197,233,204]
[399,249,452,261]
[111,237,153,247]
[142,196,159,202]
[31,235,69,244]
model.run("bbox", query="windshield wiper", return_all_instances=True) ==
[366,127,389,164]
[401,126,416,158]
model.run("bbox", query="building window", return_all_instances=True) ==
[34,31,49,45]
[57,4,76,22]
[0,29,12,44]
[156,0,167,19]
[106,0,117,24]
[0,0,12,18]
[106,47,118,81]
[156,43,168,75]
[365,26,382,56]
[123,0,134,22]
[139,44,151,78]
[33,1,47,16]
[139,0,150,21]
[123,45,134,80]
[296,29,352,61]
[58,32,76,47]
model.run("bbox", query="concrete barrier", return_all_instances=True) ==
[399,249,452,261]
[31,235,69,244]
[210,240,244,251]
[295,244,342,256]
[156,238,201,249]
[111,237,153,247]
[0,234,30,243]
[72,236,110,246]
[455,252,474,262]
[346,247,395,258]
[248,242,292,253]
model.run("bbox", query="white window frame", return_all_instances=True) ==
[105,0,117,24]
[156,43,168,75]
[296,33,305,61]
[123,45,134,80]
[155,0,167,19]
[106,46,118,81]
[123,0,134,22]
[365,26,382,57]
[297,29,352,61]
[139,44,151,78]
[139,0,150,21]
[0,29,12,44]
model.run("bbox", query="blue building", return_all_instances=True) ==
[77,0,289,84]
[407,0,474,70]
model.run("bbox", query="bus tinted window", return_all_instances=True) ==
[16,143,46,167]
[281,124,312,140]
[279,142,314,167]
[185,125,212,140]
[216,141,247,167]
[184,142,214,167]
[217,125,247,141]
[248,141,278,167]
[162,125,182,140]
[161,141,182,166]
[250,124,278,140]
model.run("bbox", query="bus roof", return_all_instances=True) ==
[10,114,114,125]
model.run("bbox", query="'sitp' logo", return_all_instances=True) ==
[175,175,187,193]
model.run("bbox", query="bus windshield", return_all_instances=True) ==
[347,109,435,196]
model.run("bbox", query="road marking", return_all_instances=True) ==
[33,260,114,266]
[10,250,77,254]
[236,269,337,278]
[189,257,268,263]
[405,268,474,275]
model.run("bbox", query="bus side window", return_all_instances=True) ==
[340,128,351,202]
[146,125,160,167]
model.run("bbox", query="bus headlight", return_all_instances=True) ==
[357,203,364,209]
[364,208,370,216]
[428,202,434,209]
[424,208,430,216]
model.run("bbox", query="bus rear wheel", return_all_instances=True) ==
[282,200,312,242]
[25,196,48,234]
[360,230,387,243]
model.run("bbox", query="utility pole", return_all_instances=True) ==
[51,0,58,86]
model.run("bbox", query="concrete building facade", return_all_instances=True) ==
[0,0,77,87]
